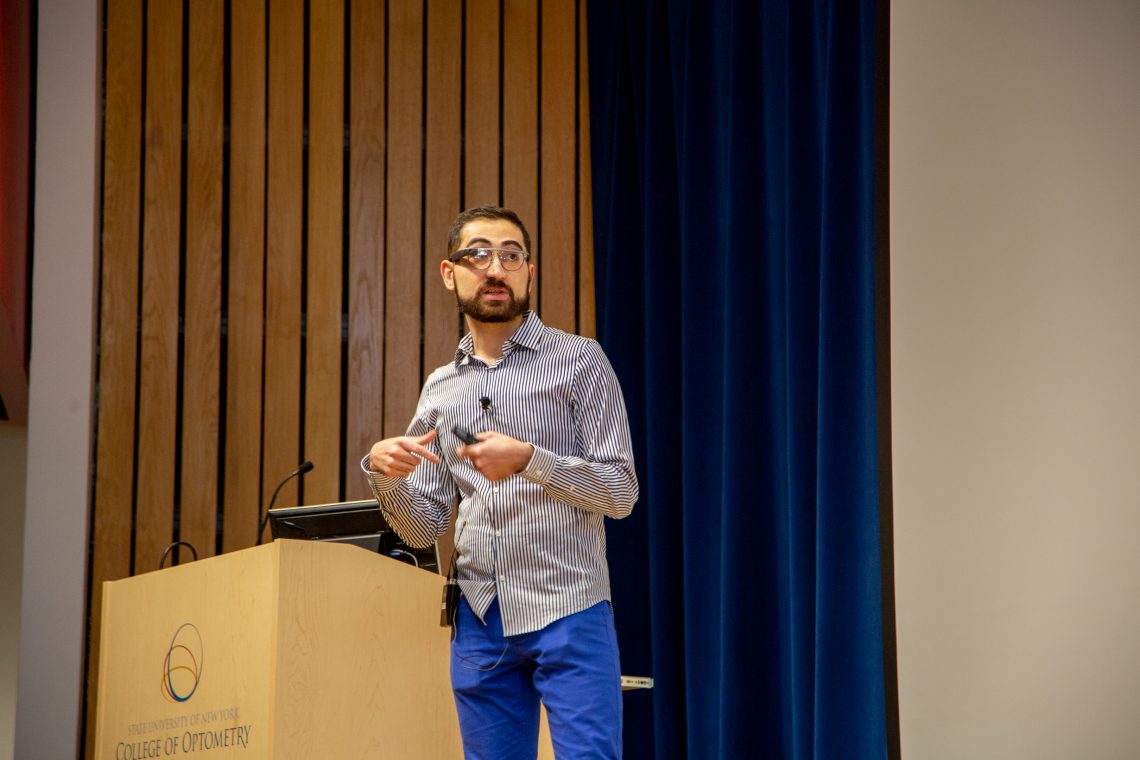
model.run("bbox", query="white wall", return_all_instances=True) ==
[14,0,100,757]
[892,1,1140,758]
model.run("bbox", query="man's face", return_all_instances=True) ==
[442,217,535,324]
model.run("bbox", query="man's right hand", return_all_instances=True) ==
[368,429,440,477]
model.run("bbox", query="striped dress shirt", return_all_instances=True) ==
[363,311,638,636]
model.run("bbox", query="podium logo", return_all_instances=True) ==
[161,623,204,703]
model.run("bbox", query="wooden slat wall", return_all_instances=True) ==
[183,0,224,560]
[264,0,305,511]
[87,0,595,751]
[346,0,386,499]
[384,0,424,440]
[87,2,141,755]
[423,0,463,378]
[306,0,346,502]
[223,0,266,553]
[504,0,540,310]
[464,0,500,206]
[578,0,596,337]
[134,0,181,577]
[541,0,578,332]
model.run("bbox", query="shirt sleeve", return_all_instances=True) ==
[519,340,639,519]
[360,410,456,548]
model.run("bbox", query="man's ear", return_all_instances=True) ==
[441,260,456,291]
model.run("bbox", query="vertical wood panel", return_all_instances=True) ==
[306,0,346,503]
[88,1,143,752]
[264,0,305,508]
[224,0,267,550]
[540,0,577,333]
[424,0,463,375]
[346,0,386,499]
[383,0,424,437]
[423,0,462,580]
[182,0,224,558]
[464,0,501,206]
[503,0,539,313]
[89,0,600,723]
[134,0,182,574]
[578,0,595,339]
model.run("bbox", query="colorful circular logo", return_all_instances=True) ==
[160,623,204,703]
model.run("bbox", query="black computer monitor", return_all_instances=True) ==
[267,499,440,574]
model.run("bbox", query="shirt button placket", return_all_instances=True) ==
[487,485,503,590]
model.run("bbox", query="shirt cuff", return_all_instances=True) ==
[360,453,402,493]
[521,444,556,485]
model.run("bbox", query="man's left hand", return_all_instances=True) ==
[458,430,533,482]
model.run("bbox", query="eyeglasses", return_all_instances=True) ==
[448,247,530,271]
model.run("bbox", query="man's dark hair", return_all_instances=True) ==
[446,205,532,258]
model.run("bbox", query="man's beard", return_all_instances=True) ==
[455,278,530,323]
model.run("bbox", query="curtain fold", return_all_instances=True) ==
[588,1,886,757]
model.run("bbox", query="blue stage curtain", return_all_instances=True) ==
[588,1,887,757]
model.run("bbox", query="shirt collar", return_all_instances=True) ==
[455,311,544,366]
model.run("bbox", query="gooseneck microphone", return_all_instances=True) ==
[257,460,314,544]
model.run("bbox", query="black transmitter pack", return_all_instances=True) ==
[452,424,479,445]
[440,577,460,627]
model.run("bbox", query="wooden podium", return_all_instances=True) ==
[94,539,555,759]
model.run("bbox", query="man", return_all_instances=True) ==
[363,205,638,759]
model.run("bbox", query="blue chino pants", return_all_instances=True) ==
[450,597,622,760]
